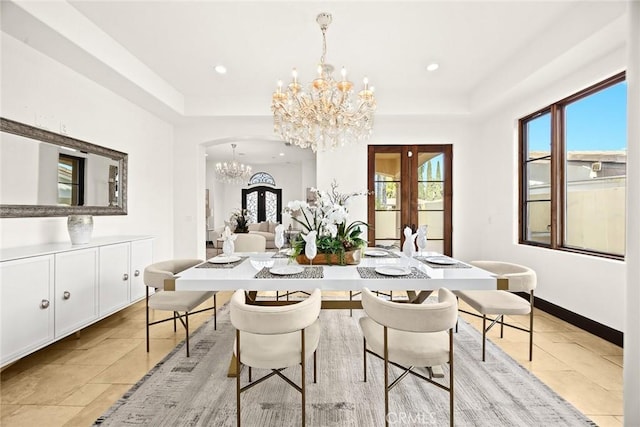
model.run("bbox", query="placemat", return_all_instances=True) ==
[414,256,471,269]
[195,256,248,269]
[364,250,400,259]
[357,267,430,279]
[254,266,324,279]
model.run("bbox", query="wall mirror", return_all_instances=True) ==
[1,117,128,217]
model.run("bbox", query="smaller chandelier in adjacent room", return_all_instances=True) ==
[271,12,376,153]
[215,143,252,184]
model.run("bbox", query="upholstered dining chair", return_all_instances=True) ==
[230,288,322,427]
[233,233,267,252]
[359,287,458,427]
[144,259,216,357]
[455,261,537,361]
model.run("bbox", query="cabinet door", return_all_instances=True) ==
[55,248,98,338]
[1,255,54,366]
[99,243,130,316]
[130,239,153,302]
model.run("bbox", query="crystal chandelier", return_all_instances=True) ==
[215,143,252,184]
[271,12,376,152]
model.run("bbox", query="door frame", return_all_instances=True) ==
[367,144,453,255]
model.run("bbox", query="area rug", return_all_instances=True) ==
[94,304,595,426]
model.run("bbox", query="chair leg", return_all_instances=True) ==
[349,291,353,317]
[363,338,367,382]
[384,326,389,427]
[173,311,177,332]
[248,367,252,383]
[529,290,535,361]
[500,315,504,338]
[482,315,487,362]
[214,294,217,331]
[313,350,317,384]
[449,328,454,427]
[236,329,241,427]
[185,312,190,357]
[301,329,306,427]
[145,287,150,353]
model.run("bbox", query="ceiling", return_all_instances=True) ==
[0,1,627,164]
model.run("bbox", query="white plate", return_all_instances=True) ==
[375,266,411,276]
[279,248,294,256]
[269,265,304,275]
[424,256,457,265]
[208,255,241,264]
[364,249,387,257]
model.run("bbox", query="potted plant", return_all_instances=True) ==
[284,181,369,265]
[230,209,249,233]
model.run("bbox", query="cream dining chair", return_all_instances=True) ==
[360,287,458,427]
[144,259,216,357]
[230,288,321,427]
[233,233,266,253]
[455,261,537,361]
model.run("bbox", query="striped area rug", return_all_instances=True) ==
[94,303,595,426]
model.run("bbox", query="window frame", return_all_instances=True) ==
[519,72,626,260]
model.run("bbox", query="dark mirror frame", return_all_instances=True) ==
[0,117,128,218]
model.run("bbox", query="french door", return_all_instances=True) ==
[367,145,453,256]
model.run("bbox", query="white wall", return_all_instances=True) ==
[0,33,175,260]
[468,46,627,331]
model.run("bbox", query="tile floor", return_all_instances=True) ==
[0,291,623,426]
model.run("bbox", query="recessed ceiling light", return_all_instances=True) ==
[214,65,227,74]
[279,152,285,156]
[427,63,439,72]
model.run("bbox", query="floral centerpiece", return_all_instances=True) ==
[230,209,249,233]
[284,181,369,265]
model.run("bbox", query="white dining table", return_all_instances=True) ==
[173,250,503,308]
[174,250,502,377]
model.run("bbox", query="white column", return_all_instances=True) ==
[625,1,640,425]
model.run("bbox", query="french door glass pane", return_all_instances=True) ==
[417,153,444,182]
[375,181,401,209]
[526,201,551,244]
[418,211,444,239]
[417,182,444,210]
[374,153,401,247]
[564,80,626,254]
[375,211,401,241]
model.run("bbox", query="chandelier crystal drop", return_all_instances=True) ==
[271,12,376,153]
[215,143,252,184]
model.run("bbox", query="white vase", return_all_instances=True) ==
[67,215,93,245]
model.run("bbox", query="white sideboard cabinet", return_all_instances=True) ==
[0,236,153,367]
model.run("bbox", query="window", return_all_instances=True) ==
[58,154,85,206]
[520,73,626,259]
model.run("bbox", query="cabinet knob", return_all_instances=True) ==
[123,273,129,281]
[134,270,140,277]
[40,299,50,309]
[63,291,71,300]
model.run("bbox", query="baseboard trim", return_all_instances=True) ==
[517,292,623,347]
